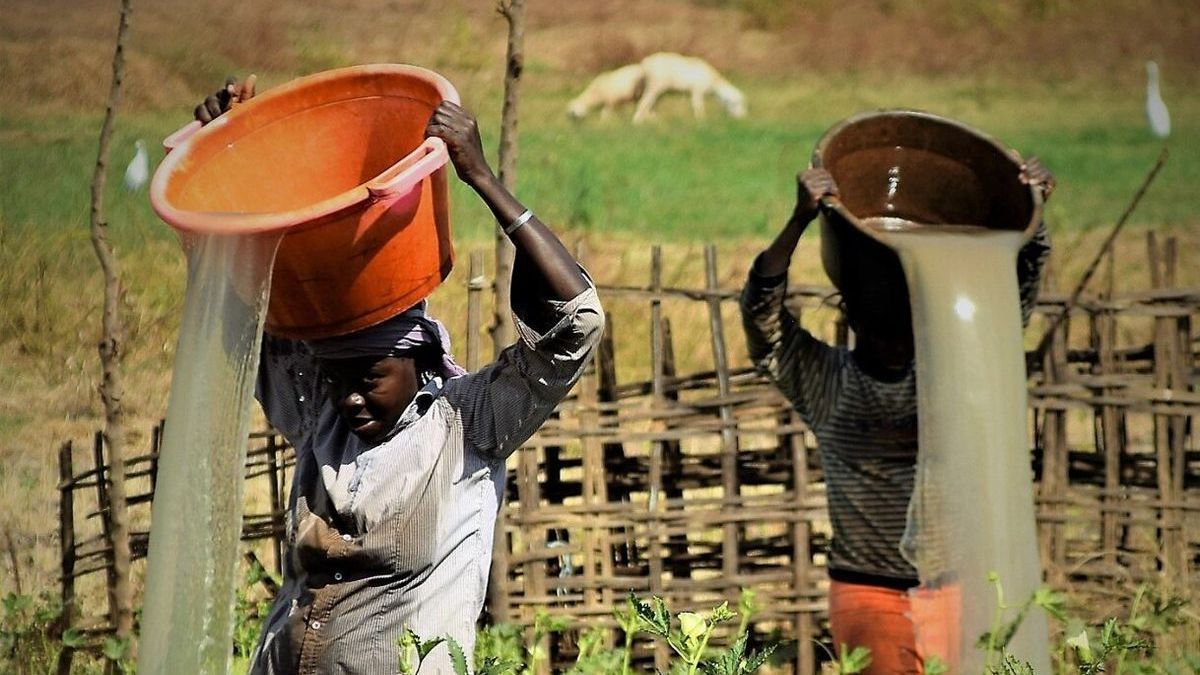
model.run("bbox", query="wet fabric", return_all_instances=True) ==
[829,580,921,674]
[829,580,961,674]
[248,273,604,675]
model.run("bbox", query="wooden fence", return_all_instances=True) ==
[55,427,293,671]
[58,236,1199,672]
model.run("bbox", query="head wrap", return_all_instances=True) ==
[305,301,467,379]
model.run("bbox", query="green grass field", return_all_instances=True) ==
[2,75,1196,247]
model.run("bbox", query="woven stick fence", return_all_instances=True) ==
[54,427,292,671]
[58,236,1198,672]
[486,236,1199,671]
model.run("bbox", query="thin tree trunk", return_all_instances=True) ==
[484,0,526,623]
[3,527,21,596]
[89,0,135,653]
[491,0,525,355]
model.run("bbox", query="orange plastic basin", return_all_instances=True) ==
[150,64,459,339]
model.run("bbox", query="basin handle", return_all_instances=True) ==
[819,194,844,213]
[162,121,202,153]
[366,138,450,203]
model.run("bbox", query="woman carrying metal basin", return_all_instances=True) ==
[187,73,603,674]
[740,110,1055,673]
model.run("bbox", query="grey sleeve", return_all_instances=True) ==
[447,283,605,461]
[1017,219,1052,327]
[740,257,841,430]
[255,335,324,442]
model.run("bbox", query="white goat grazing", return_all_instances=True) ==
[566,64,646,119]
[632,52,747,124]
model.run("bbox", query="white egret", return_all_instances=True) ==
[123,139,149,191]
[1145,61,1171,139]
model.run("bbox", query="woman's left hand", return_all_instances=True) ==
[425,101,494,188]
[1021,155,1056,200]
[194,74,257,125]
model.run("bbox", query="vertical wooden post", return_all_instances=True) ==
[597,316,634,574]
[149,420,162,493]
[1098,254,1123,553]
[57,441,77,675]
[1038,266,1069,585]
[266,434,284,576]
[648,246,669,670]
[577,325,608,613]
[518,443,544,612]
[705,245,741,602]
[1147,233,1178,587]
[594,319,619,652]
[1165,239,1195,653]
[1151,234,1188,590]
[659,319,689,582]
[597,320,626,498]
[466,250,486,372]
[92,431,117,632]
[492,0,525,354]
[88,0,136,647]
[791,423,814,675]
[1164,238,1188,587]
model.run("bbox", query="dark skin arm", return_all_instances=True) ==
[425,101,588,301]
[754,168,839,277]
[194,75,257,124]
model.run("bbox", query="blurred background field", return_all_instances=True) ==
[1,0,1197,597]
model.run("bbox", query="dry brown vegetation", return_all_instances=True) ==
[4,0,1198,116]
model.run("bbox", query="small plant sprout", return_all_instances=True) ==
[736,588,757,638]
[613,595,642,675]
[397,626,474,675]
[566,625,623,674]
[923,654,949,675]
[705,630,778,675]
[836,644,872,674]
[978,571,1062,668]
[397,626,445,675]
[527,607,571,673]
[1065,630,1092,663]
[632,595,738,675]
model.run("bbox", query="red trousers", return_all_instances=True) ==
[829,580,962,674]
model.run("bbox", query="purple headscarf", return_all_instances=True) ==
[306,301,467,379]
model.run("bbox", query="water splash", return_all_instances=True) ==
[138,232,283,674]
[871,220,1050,672]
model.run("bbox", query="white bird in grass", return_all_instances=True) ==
[123,139,149,191]
[1145,61,1170,139]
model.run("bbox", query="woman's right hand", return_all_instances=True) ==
[424,101,495,189]
[792,168,839,224]
[194,74,257,125]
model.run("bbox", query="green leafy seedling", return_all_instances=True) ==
[703,630,778,675]
[446,636,470,675]
[836,643,872,674]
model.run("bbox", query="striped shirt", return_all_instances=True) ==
[740,222,1049,587]
[249,274,604,674]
